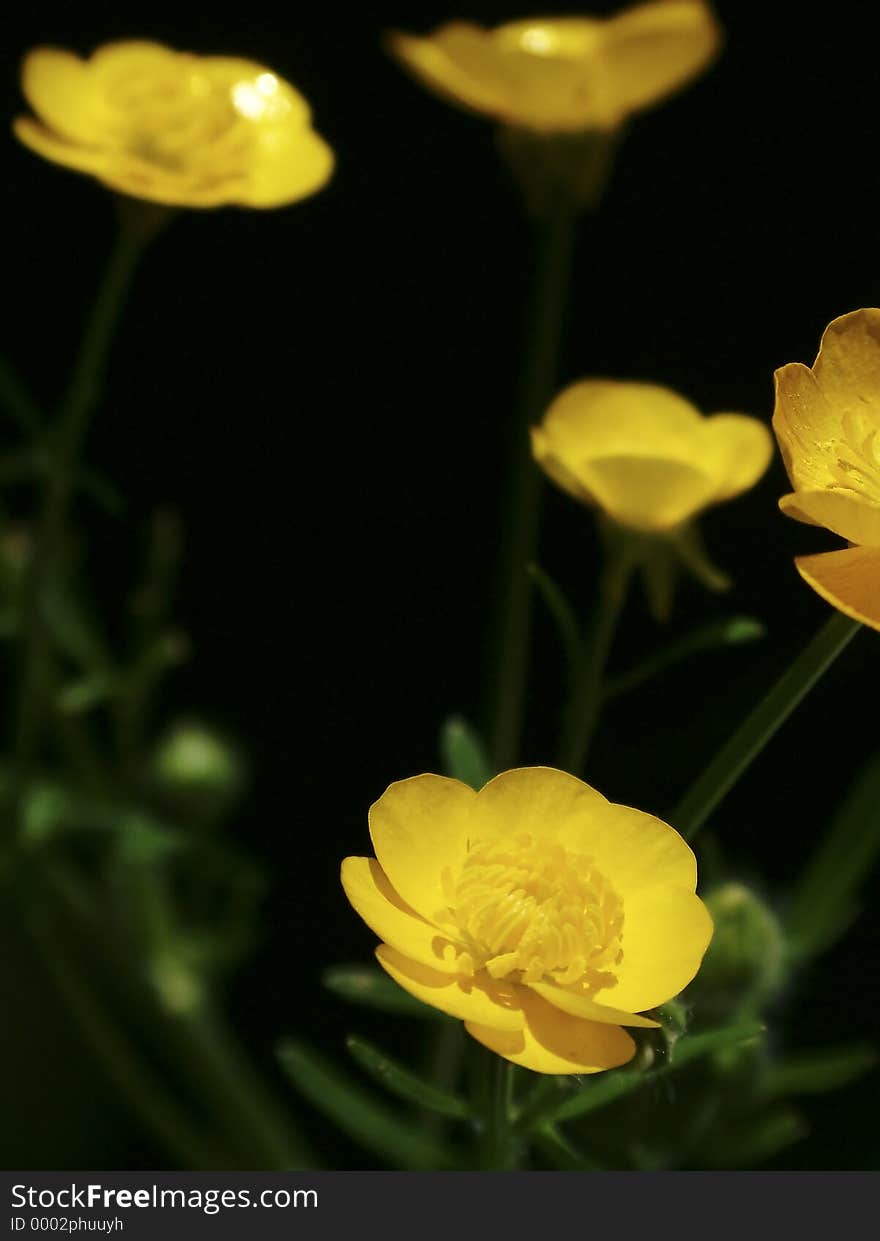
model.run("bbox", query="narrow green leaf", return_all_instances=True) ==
[440,715,493,790]
[527,561,581,681]
[346,1036,469,1120]
[786,748,880,960]
[56,670,119,714]
[703,1107,808,1168]
[534,1123,604,1170]
[277,1039,455,1170]
[757,1043,878,1101]
[606,615,765,701]
[544,1021,764,1126]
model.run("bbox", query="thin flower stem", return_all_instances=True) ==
[480,1055,517,1170]
[487,209,577,771]
[673,610,862,842]
[559,549,634,776]
[12,219,145,789]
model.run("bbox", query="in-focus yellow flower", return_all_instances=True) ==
[773,308,880,630]
[532,378,773,534]
[341,767,712,1074]
[388,1,721,134]
[13,41,334,208]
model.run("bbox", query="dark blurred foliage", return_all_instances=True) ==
[1,0,878,1169]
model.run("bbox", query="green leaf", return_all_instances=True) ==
[786,747,880,960]
[277,1039,456,1170]
[606,615,765,701]
[702,1107,808,1168]
[346,1035,469,1120]
[756,1043,878,1101]
[439,715,493,790]
[322,964,445,1019]
[542,1021,764,1127]
[56,670,119,715]
[534,1123,604,1170]
[527,562,581,682]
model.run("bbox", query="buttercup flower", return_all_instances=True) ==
[531,378,772,535]
[341,767,712,1074]
[773,308,880,630]
[388,1,721,134]
[13,41,334,208]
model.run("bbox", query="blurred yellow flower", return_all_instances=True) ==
[531,379,772,534]
[13,41,334,208]
[773,308,880,630]
[341,767,712,1074]
[388,1,721,134]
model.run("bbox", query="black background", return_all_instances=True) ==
[2,0,879,1169]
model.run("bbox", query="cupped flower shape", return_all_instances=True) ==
[773,308,880,630]
[531,379,773,534]
[13,41,334,208]
[341,767,712,1074]
[388,1,721,134]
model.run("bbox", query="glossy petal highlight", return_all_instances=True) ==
[14,40,334,209]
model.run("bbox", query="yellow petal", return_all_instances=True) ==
[779,490,880,547]
[599,0,722,125]
[387,25,510,123]
[772,362,839,490]
[472,766,606,843]
[541,379,705,459]
[13,117,109,178]
[376,944,523,1031]
[466,988,636,1074]
[812,307,880,423]
[597,884,713,1013]
[704,413,773,501]
[369,774,476,924]
[473,768,697,896]
[579,453,717,531]
[340,857,463,972]
[240,125,334,208]
[20,48,104,144]
[528,980,659,1027]
[530,427,593,505]
[795,545,880,631]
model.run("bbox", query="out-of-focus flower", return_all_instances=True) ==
[387,2,721,135]
[341,767,712,1074]
[773,308,880,630]
[13,41,334,208]
[532,378,772,534]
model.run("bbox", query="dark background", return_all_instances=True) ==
[1,1,879,1169]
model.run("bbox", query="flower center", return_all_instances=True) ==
[442,833,624,989]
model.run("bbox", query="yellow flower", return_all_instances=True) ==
[531,379,773,534]
[13,41,334,208]
[388,1,721,134]
[341,767,712,1074]
[773,308,880,630]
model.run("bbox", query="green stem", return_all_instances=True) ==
[559,549,633,776]
[487,210,577,771]
[673,610,861,842]
[12,220,145,788]
[480,1055,517,1169]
